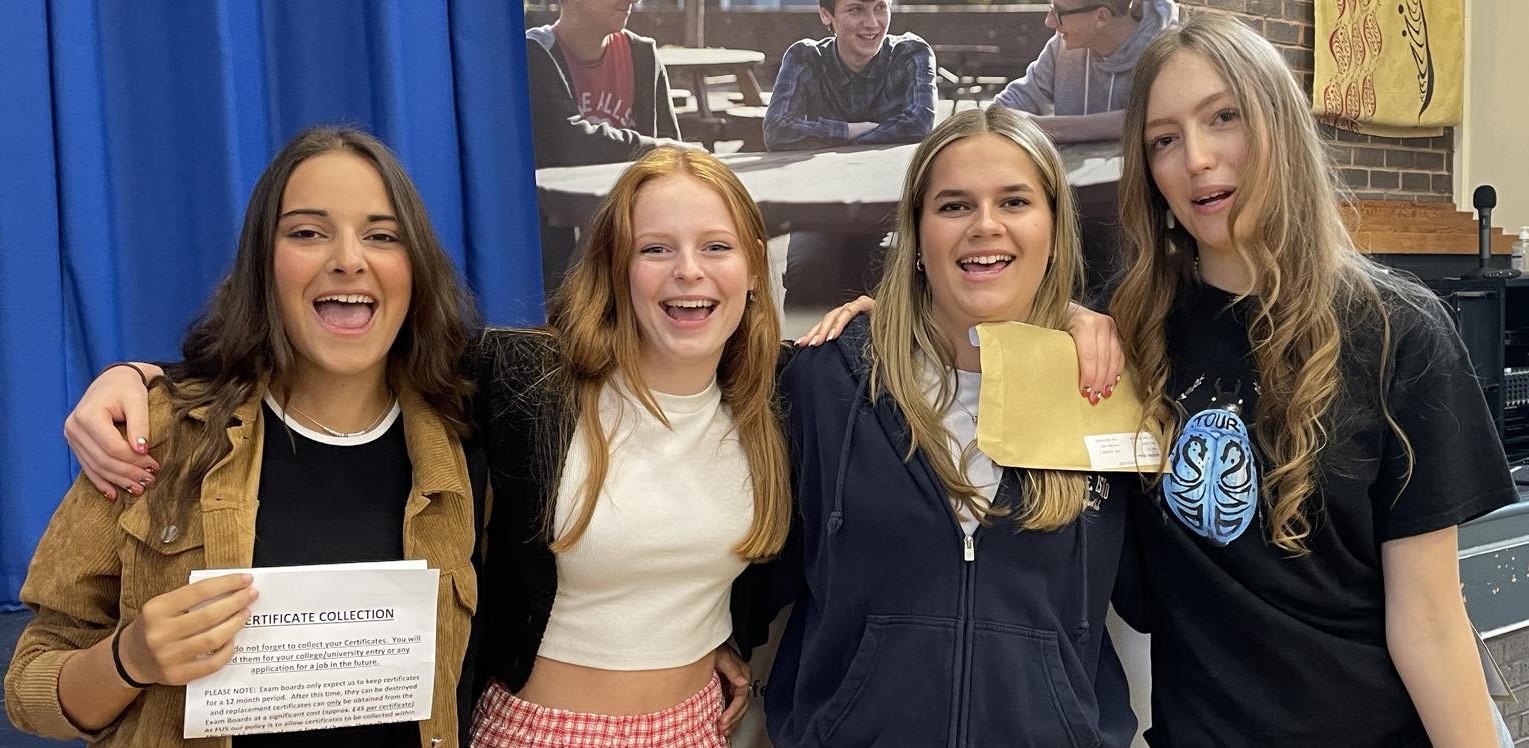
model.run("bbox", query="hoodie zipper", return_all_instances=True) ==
[943,514,981,748]
[955,529,978,747]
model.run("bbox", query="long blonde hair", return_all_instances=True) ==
[544,147,790,561]
[1111,13,1419,553]
[870,107,1089,531]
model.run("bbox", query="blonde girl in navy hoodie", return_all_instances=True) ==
[763,106,1137,748]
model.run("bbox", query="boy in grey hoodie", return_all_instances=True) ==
[993,0,1177,143]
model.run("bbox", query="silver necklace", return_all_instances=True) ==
[286,398,395,438]
[954,400,978,426]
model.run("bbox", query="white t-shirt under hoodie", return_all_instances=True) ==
[923,365,1003,536]
[536,377,754,670]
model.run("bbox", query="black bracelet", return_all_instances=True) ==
[99,362,150,388]
[111,625,152,689]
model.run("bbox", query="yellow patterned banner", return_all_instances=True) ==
[1313,0,1463,137]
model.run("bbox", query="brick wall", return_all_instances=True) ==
[1178,0,1455,203]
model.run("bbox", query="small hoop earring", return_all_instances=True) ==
[1166,210,1176,230]
[915,254,925,272]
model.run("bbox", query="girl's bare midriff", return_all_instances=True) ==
[514,652,717,714]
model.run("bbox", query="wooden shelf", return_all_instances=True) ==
[1345,200,1517,255]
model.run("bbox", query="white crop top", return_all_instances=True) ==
[536,378,754,670]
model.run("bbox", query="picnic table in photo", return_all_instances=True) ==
[931,43,1005,104]
[535,140,1124,236]
[658,46,768,119]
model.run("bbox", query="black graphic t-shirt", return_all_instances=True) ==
[1133,280,1517,747]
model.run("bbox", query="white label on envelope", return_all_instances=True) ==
[1083,432,1162,471]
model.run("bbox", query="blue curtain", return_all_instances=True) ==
[0,0,545,607]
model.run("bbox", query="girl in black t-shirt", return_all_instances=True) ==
[1110,14,1513,748]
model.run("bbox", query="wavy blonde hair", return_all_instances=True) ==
[1110,14,1418,553]
[544,146,790,561]
[870,107,1089,531]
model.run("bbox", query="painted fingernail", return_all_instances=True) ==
[129,484,144,496]
[104,489,117,503]
[134,437,148,455]
[1081,386,1093,397]
[1103,385,1114,398]
[139,476,153,487]
[1090,393,1101,405]
[144,465,156,475]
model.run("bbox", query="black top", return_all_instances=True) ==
[251,402,409,566]
[1134,280,1517,747]
[235,403,415,748]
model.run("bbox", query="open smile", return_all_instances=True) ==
[957,253,1016,277]
[313,293,377,335]
[661,297,718,327]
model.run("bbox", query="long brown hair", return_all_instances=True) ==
[151,127,478,535]
[870,107,1090,531]
[1110,14,1419,553]
[544,147,791,561]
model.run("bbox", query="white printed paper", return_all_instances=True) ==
[1083,432,1163,471]
[183,562,439,738]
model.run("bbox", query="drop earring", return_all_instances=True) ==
[915,253,925,272]
[1166,210,1177,230]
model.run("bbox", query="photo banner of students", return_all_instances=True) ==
[517,2,1177,746]
[527,0,1176,324]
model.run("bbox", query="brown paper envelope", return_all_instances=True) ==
[975,321,1163,473]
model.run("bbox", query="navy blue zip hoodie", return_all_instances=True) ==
[763,318,1137,748]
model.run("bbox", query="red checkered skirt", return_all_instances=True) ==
[470,674,727,748]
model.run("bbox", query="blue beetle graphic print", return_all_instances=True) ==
[1163,405,1259,546]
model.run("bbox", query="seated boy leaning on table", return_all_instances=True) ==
[524,0,688,168]
[524,0,702,286]
[991,0,1178,144]
[763,0,937,309]
[762,0,935,151]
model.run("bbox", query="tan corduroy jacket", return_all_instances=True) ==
[5,383,479,747]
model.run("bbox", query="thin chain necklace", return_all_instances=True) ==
[286,397,395,438]
[953,371,979,425]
